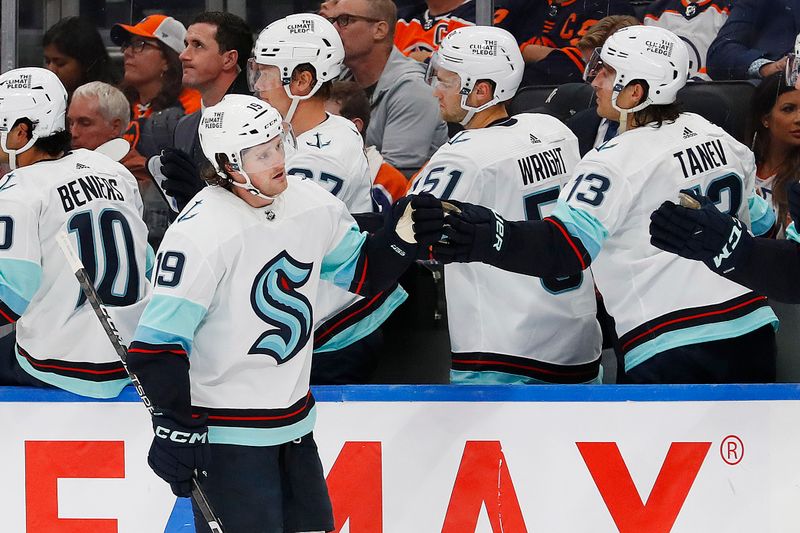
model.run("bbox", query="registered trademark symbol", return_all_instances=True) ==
[720,435,744,465]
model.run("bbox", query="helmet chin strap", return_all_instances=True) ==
[230,170,280,202]
[1,131,37,170]
[611,90,651,134]
[282,82,322,123]
[458,94,498,127]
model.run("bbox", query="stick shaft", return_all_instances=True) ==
[56,233,224,532]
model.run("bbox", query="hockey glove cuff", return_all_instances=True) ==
[432,200,508,266]
[148,411,211,498]
[649,190,754,275]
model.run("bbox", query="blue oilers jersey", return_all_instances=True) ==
[0,149,152,398]
[552,113,778,372]
[411,114,602,384]
[130,177,369,446]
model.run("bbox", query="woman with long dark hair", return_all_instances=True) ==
[42,17,119,98]
[749,72,800,235]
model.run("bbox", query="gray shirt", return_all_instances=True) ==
[365,47,448,176]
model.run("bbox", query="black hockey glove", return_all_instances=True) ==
[161,148,205,212]
[789,182,800,229]
[649,190,753,275]
[387,193,445,259]
[148,412,211,498]
[432,200,508,265]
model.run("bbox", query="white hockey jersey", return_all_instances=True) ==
[0,149,151,398]
[131,177,371,446]
[287,113,406,353]
[643,0,731,80]
[287,113,373,213]
[411,114,602,384]
[552,113,778,372]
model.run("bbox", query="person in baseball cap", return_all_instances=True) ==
[112,14,200,125]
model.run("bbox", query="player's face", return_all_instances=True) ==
[43,45,84,95]
[68,95,121,150]
[763,89,800,148]
[252,65,292,119]
[591,64,618,120]
[591,64,639,121]
[238,136,288,197]
[181,23,227,91]
[431,68,467,123]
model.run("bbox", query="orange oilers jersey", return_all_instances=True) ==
[395,0,528,58]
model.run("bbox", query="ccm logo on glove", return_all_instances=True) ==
[155,425,208,444]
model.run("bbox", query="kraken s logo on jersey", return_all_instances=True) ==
[249,251,313,364]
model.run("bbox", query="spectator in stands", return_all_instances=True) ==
[325,0,448,176]
[519,0,635,86]
[42,17,119,98]
[112,15,201,125]
[138,12,253,168]
[565,16,640,156]
[707,0,799,80]
[577,15,640,62]
[394,0,532,63]
[326,81,410,209]
[643,0,731,80]
[748,73,800,234]
[68,82,171,248]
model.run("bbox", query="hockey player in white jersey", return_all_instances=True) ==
[249,13,373,213]
[250,13,407,382]
[433,26,779,384]
[410,26,602,384]
[0,67,151,398]
[126,95,442,531]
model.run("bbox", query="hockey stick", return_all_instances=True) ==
[55,232,224,533]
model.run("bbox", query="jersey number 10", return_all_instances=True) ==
[67,210,140,307]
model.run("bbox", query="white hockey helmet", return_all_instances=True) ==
[426,25,524,126]
[584,26,688,128]
[198,94,289,201]
[0,67,67,169]
[249,13,344,121]
[785,32,800,89]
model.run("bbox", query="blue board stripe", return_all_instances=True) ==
[2,384,800,403]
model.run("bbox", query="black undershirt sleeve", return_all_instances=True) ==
[723,238,800,304]
[493,216,593,278]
